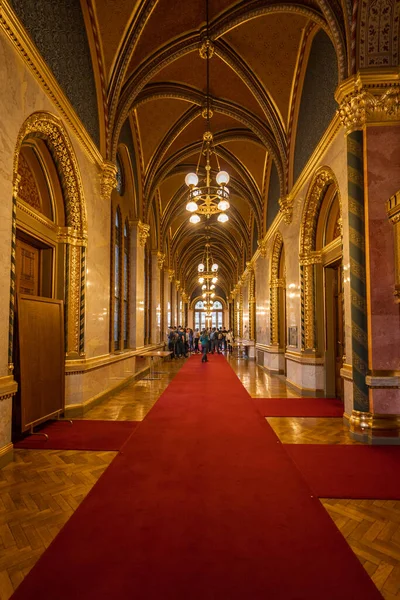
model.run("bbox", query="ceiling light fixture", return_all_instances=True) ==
[185,0,230,224]
[197,242,219,308]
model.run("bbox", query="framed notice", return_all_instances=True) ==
[288,326,298,348]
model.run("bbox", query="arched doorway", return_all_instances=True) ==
[300,167,343,399]
[11,112,87,366]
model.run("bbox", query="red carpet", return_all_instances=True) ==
[14,420,139,451]
[285,444,400,499]
[253,396,344,417]
[12,356,381,600]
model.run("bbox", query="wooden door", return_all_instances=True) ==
[16,238,39,296]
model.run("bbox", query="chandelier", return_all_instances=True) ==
[198,242,218,318]
[185,2,230,225]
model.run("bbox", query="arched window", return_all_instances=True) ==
[114,208,122,351]
[123,220,129,348]
[194,299,224,330]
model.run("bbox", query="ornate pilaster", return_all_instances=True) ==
[279,194,294,225]
[387,190,400,302]
[100,161,117,201]
[336,72,400,134]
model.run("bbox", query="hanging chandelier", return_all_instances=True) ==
[185,2,230,225]
[197,242,218,317]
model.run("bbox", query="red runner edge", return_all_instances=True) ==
[14,420,139,451]
[285,444,400,499]
[12,355,381,600]
[252,396,344,417]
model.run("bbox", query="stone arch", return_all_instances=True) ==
[299,166,342,351]
[11,112,87,362]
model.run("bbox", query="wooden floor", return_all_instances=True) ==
[0,355,399,599]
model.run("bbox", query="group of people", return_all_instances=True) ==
[167,326,234,361]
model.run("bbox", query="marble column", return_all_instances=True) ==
[129,221,148,349]
[337,73,400,442]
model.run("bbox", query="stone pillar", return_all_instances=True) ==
[337,72,400,442]
[129,221,149,349]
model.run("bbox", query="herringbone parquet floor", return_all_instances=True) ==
[0,449,115,599]
[1,356,400,599]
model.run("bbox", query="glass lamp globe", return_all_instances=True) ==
[211,292,215,298]
[202,293,206,298]
[217,213,229,223]
[211,263,218,272]
[216,170,230,186]
[212,276,218,283]
[186,201,198,212]
[217,199,230,212]
[198,276,204,284]
[202,284,206,290]
[198,263,205,272]
[210,284,215,290]
[189,214,201,224]
[185,172,198,187]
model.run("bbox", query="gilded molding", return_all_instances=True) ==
[100,161,117,201]
[0,0,103,167]
[279,194,294,225]
[17,199,57,233]
[270,232,284,346]
[336,72,400,133]
[349,410,400,440]
[168,269,175,283]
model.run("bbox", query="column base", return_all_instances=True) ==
[345,410,400,444]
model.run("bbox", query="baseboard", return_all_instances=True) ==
[64,366,150,418]
[0,443,14,469]
[285,378,325,397]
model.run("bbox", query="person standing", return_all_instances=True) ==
[199,329,209,363]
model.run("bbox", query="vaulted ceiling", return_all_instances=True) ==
[87,0,349,300]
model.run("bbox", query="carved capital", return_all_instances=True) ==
[175,280,181,291]
[168,269,175,283]
[137,221,150,246]
[101,161,117,201]
[279,194,293,225]
[336,74,400,134]
[258,238,268,258]
[157,252,166,270]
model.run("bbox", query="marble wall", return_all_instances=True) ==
[0,30,154,454]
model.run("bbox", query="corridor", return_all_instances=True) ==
[1,357,399,599]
